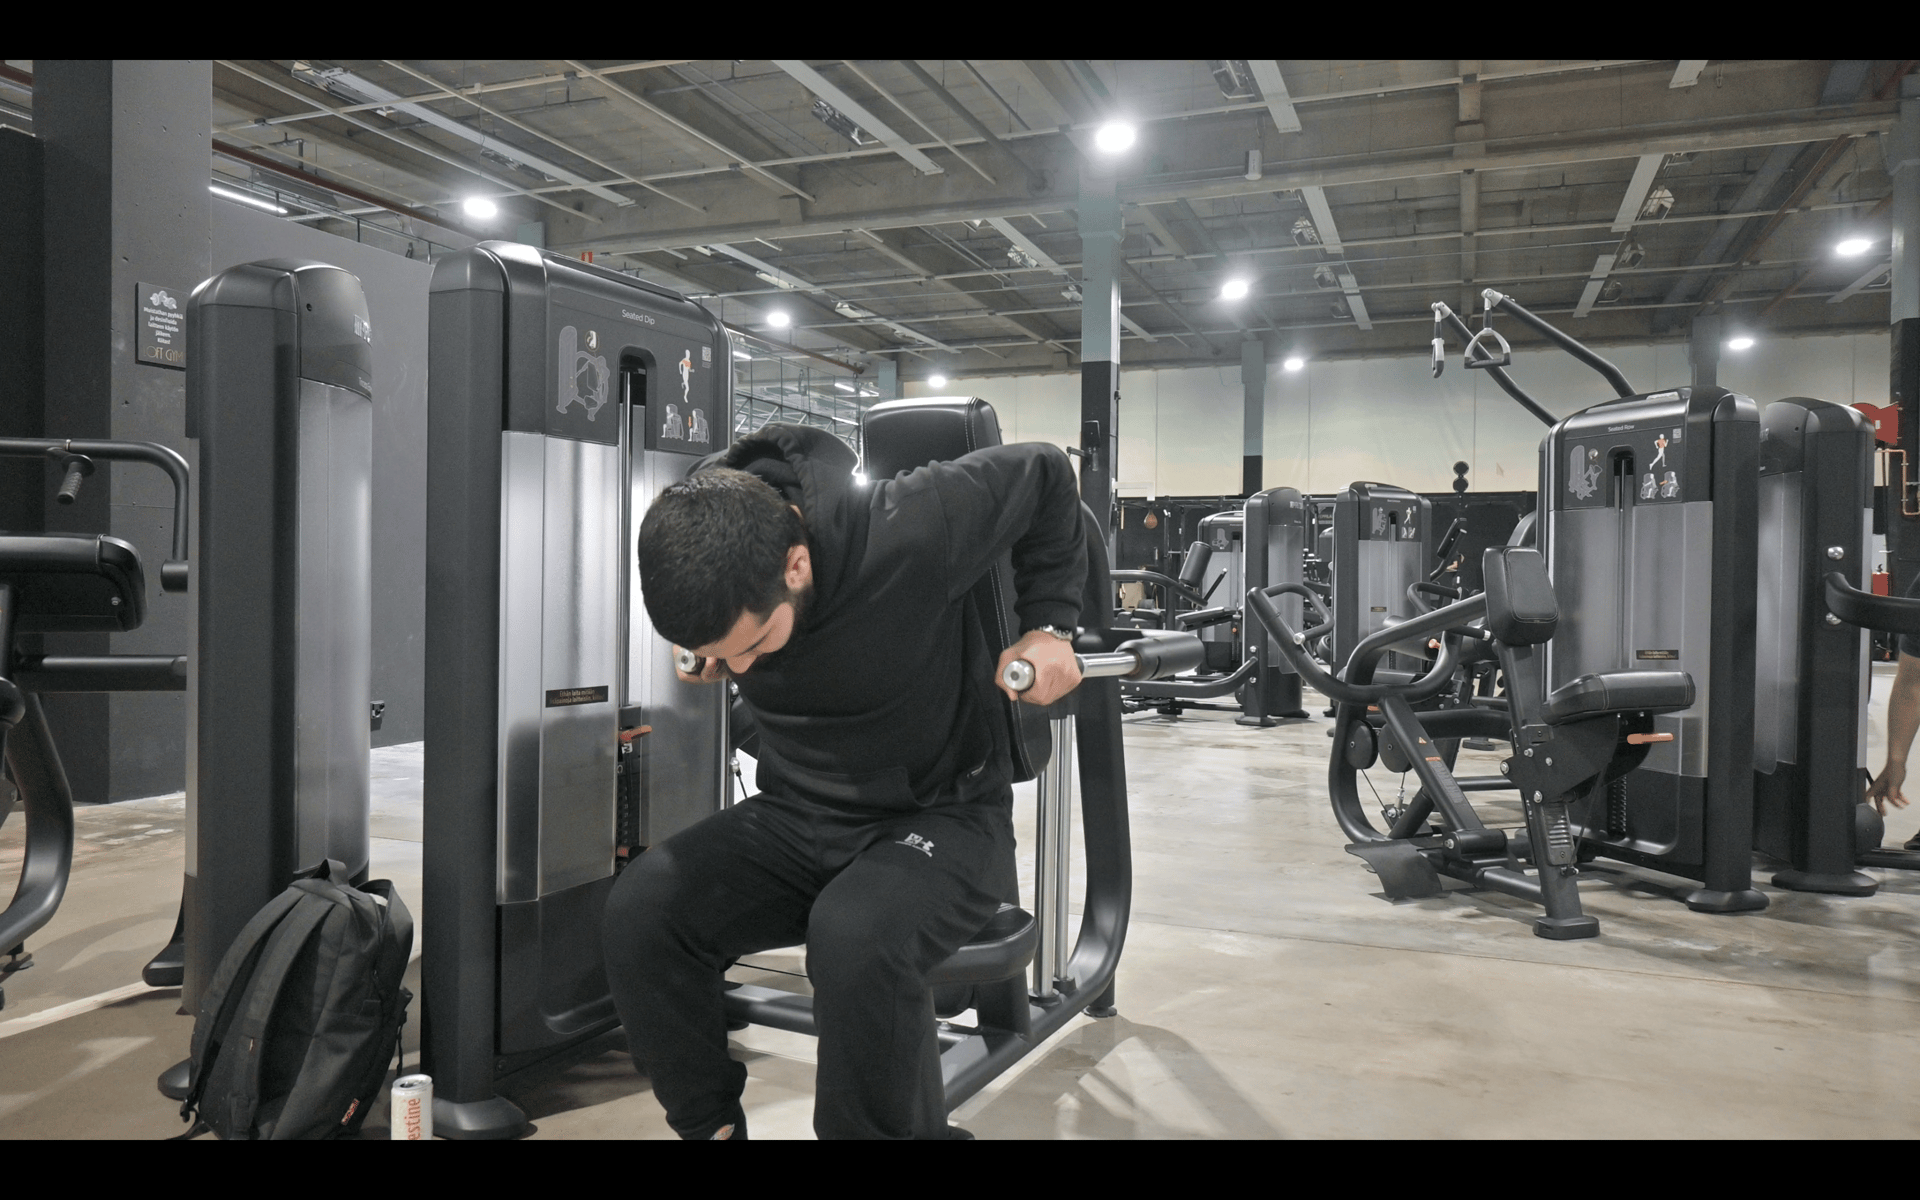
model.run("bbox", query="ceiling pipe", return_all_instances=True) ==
[212,138,483,240]
[722,322,866,375]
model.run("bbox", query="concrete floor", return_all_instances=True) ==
[5,666,1920,1139]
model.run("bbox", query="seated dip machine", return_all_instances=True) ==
[419,242,730,1137]
[720,397,1202,1115]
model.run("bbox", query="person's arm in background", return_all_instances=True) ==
[1869,652,1920,815]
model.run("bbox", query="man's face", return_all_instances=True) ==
[691,540,812,676]
[694,586,810,675]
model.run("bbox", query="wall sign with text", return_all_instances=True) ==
[137,282,186,369]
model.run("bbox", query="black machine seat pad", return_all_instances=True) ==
[925,903,1037,986]
[859,397,1052,784]
[861,397,1000,480]
[1482,546,1557,645]
[0,534,146,633]
[1542,670,1693,724]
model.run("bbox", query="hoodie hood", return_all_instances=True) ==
[707,423,866,622]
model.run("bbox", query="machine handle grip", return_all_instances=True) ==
[1001,633,1206,693]
[1826,572,1920,635]
[56,456,94,505]
[1173,605,1236,630]
[1,438,191,590]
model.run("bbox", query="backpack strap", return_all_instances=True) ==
[211,893,334,1136]
[179,885,307,1119]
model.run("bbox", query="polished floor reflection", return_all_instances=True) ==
[5,668,1919,1139]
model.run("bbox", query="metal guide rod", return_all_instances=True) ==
[1033,713,1075,1000]
[1001,651,1137,693]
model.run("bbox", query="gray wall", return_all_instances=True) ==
[36,61,209,805]
[0,128,44,531]
[917,329,1895,498]
[209,202,431,747]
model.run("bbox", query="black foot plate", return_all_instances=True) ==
[1772,868,1877,897]
[1344,842,1443,900]
[1682,887,1769,914]
[433,1094,531,1140]
[157,1057,192,1100]
[143,937,185,988]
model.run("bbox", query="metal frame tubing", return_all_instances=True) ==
[1031,714,1075,1000]
[1124,653,1257,699]
[1482,289,1636,399]
[1431,305,1557,426]
[0,439,191,590]
[0,696,76,955]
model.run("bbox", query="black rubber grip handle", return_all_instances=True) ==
[1827,572,1920,635]
[1113,633,1204,680]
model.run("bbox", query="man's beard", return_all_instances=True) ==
[751,581,814,666]
[783,581,815,635]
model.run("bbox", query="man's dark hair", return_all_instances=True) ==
[638,468,808,649]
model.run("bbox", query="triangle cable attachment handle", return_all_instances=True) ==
[1463,325,1512,370]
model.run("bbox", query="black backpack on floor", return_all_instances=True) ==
[176,859,414,1140]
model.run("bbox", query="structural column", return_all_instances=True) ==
[1891,75,1920,592]
[1242,337,1265,497]
[875,357,899,403]
[1078,169,1122,541]
[1690,313,1722,388]
[37,60,210,804]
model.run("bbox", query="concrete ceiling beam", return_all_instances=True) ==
[563,60,816,203]
[380,59,705,215]
[560,107,1896,258]
[216,59,602,224]
[773,60,945,176]
[1247,61,1302,134]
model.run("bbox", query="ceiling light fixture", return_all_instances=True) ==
[732,350,752,361]
[1837,237,1873,256]
[1208,60,1257,101]
[1727,336,1755,351]
[1283,356,1305,372]
[1220,279,1250,301]
[209,183,287,215]
[833,382,856,393]
[767,311,791,328]
[1094,121,1136,154]
[811,97,873,147]
[462,196,498,221]
[928,374,949,388]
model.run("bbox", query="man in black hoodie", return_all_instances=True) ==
[605,422,1089,1140]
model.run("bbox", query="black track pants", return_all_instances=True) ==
[602,788,1015,1140]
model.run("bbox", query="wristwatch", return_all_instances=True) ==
[1030,624,1075,642]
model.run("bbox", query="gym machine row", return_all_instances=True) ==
[1,260,375,1030]
[1248,289,1920,939]
[1110,486,1310,724]
[1110,478,1526,729]
[4,241,1199,1135]
[421,245,1200,1136]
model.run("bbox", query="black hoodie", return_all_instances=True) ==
[702,424,1086,813]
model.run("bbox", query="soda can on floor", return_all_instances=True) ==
[391,1074,433,1140]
